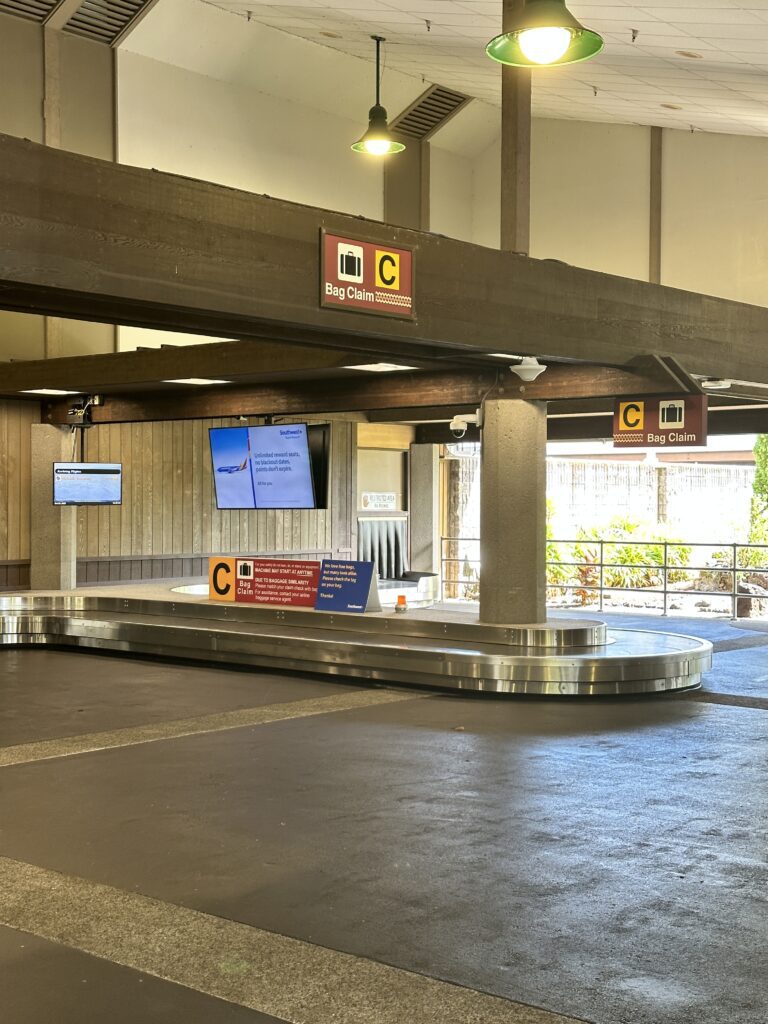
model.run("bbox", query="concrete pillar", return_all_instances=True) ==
[409,443,440,574]
[479,400,546,624]
[30,425,77,590]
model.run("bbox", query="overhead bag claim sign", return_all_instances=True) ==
[320,230,414,320]
[613,395,708,448]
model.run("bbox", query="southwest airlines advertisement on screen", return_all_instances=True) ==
[209,425,315,509]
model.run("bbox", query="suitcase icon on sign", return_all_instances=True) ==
[659,400,685,429]
[338,243,364,283]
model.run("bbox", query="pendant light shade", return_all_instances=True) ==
[352,36,405,156]
[486,0,604,67]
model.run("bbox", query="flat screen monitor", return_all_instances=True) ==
[53,463,123,506]
[209,424,316,510]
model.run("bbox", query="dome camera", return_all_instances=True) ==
[449,415,468,439]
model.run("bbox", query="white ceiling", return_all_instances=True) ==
[203,0,768,136]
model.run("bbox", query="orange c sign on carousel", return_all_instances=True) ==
[208,558,235,602]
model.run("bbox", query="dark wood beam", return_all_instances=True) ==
[0,338,447,397]
[500,0,531,254]
[417,405,768,443]
[41,364,678,424]
[2,134,768,382]
[649,126,662,285]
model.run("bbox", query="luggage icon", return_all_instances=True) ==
[337,243,364,283]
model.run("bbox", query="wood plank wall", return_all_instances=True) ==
[0,399,38,589]
[76,416,358,583]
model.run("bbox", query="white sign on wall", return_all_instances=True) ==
[361,491,397,510]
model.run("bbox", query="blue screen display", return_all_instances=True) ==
[209,424,316,510]
[53,463,122,506]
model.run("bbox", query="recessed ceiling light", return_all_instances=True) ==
[487,352,523,359]
[661,103,682,110]
[675,50,703,59]
[162,378,232,385]
[20,388,82,396]
[700,378,731,390]
[342,362,418,373]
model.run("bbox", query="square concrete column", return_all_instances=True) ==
[409,443,440,574]
[480,399,546,624]
[30,424,77,590]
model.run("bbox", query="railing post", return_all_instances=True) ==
[599,540,604,612]
[732,542,738,620]
[662,541,668,616]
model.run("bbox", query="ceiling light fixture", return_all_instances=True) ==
[700,379,732,390]
[352,36,405,156]
[676,50,703,60]
[163,378,232,385]
[342,362,418,372]
[20,388,82,396]
[486,0,603,67]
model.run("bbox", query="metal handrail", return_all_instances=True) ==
[440,536,768,617]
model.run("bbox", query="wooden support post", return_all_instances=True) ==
[500,0,531,254]
[649,126,663,284]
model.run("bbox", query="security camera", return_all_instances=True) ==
[448,407,482,439]
[509,356,546,382]
[449,416,468,439]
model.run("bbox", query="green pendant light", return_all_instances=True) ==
[352,35,405,156]
[486,0,604,67]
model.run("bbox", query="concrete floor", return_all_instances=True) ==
[0,612,766,1023]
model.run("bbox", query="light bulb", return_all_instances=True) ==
[518,26,572,64]
[363,138,392,155]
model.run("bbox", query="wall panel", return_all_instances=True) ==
[76,416,355,581]
[0,399,38,587]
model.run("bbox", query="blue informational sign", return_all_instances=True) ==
[315,560,375,613]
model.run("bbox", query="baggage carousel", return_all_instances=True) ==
[0,595,711,696]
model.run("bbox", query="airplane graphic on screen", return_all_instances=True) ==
[216,457,249,474]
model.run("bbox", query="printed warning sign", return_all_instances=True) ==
[321,231,414,319]
[237,559,321,606]
[209,557,321,606]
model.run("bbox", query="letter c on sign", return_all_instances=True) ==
[212,561,232,596]
[379,254,397,286]
[375,249,400,290]
[623,403,642,429]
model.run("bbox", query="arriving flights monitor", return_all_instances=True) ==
[209,423,316,510]
[53,463,123,506]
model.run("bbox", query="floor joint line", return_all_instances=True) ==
[0,689,430,768]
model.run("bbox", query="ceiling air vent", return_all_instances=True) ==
[64,0,148,43]
[0,0,57,22]
[389,85,471,142]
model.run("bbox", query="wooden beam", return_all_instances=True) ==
[0,338,437,397]
[44,1,82,33]
[40,364,677,424]
[627,353,703,393]
[2,134,768,381]
[500,0,531,254]
[649,126,663,285]
[416,404,768,443]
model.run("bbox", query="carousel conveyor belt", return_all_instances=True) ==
[0,597,712,696]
